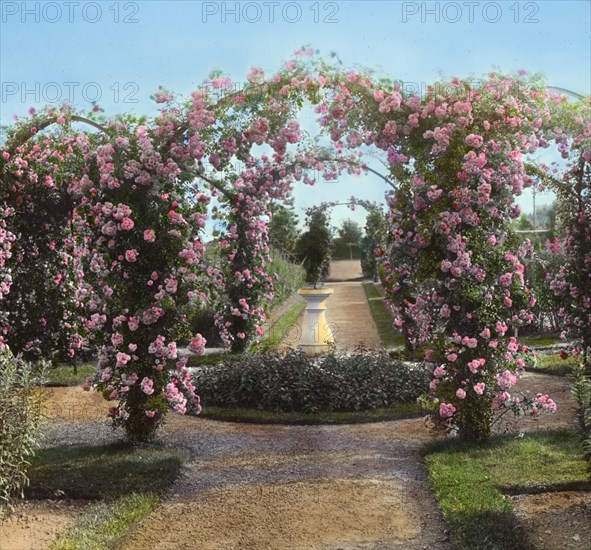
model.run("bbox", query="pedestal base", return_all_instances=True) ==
[297,287,334,356]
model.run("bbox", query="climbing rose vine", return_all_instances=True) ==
[546,99,591,369]
[313,66,565,439]
[2,48,588,442]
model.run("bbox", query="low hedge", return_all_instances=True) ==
[191,350,430,413]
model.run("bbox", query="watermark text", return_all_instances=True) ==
[201,2,339,24]
[1,2,140,24]
[401,2,539,23]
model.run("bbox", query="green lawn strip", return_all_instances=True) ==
[26,442,188,500]
[51,493,159,550]
[530,353,580,376]
[186,352,229,367]
[424,431,590,550]
[362,282,405,349]
[45,363,96,386]
[251,296,307,352]
[199,402,423,424]
[26,443,189,549]
[519,335,560,347]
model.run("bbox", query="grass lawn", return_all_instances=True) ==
[362,282,405,349]
[25,443,189,550]
[186,352,229,367]
[52,493,159,550]
[251,296,306,352]
[199,402,423,424]
[46,363,96,386]
[519,334,561,347]
[424,431,590,550]
[533,353,580,376]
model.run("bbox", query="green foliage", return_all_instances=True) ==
[295,207,332,288]
[183,246,305,349]
[0,351,47,514]
[518,335,560,347]
[253,298,306,353]
[360,209,387,280]
[266,248,306,310]
[513,213,533,231]
[551,151,591,367]
[570,362,591,461]
[182,303,225,348]
[425,432,590,550]
[46,363,96,386]
[522,251,565,334]
[534,352,580,376]
[192,350,430,413]
[268,201,300,256]
[376,263,388,287]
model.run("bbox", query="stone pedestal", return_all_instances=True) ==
[297,287,334,355]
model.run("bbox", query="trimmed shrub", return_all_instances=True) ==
[0,351,46,513]
[192,350,430,413]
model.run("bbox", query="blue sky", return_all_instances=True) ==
[1,0,590,231]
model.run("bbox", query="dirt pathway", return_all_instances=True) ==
[2,369,586,550]
[120,416,451,550]
[284,260,381,351]
[118,371,587,550]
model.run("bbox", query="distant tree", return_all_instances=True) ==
[332,219,363,259]
[546,203,557,235]
[269,201,300,256]
[515,213,534,230]
[360,208,387,280]
[295,207,332,288]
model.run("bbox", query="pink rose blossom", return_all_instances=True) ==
[120,217,134,230]
[473,383,486,395]
[188,333,207,354]
[140,377,154,395]
[125,249,138,262]
[439,402,456,418]
[465,134,484,148]
[433,366,446,378]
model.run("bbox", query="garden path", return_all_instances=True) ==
[283,260,382,351]
[121,415,453,550]
[2,372,584,549]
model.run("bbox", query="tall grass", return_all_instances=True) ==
[0,351,47,514]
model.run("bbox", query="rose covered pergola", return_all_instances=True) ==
[1,49,588,441]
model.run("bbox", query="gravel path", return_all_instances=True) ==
[14,369,584,550]
[33,387,452,550]
[122,415,452,550]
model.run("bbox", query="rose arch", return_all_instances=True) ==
[1,50,588,442]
